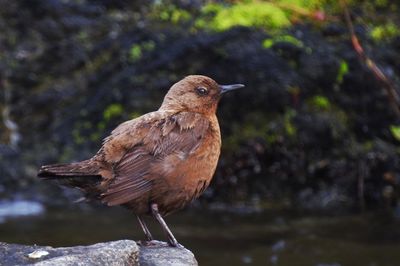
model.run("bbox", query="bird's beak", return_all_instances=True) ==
[219,84,245,94]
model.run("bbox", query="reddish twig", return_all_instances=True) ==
[340,0,400,117]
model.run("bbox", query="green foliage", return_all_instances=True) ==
[199,2,291,31]
[279,0,327,9]
[309,95,331,110]
[390,125,400,141]
[336,60,349,84]
[201,3,224,14]
[155,4,191,24]
[195,0,332,32]
[370,22,400,41]
[262,35,304,48]
[129,41,156,62]
[129,45,142,61]
[103,103,123,121]
[284,108,297,137]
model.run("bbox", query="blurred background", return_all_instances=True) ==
[1,0,400,265]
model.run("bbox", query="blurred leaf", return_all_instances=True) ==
[129,45,142,62]
[370,22,400,41]
[336,60,349,83]
[129,41,155,62]
[390,125,400,141]
[262,35,304,48]
[103,104,123,121]
[284,108,297,137]
[309,95,331,110]
[153,4,191,24]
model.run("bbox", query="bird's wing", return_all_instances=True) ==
[98,111,161,164]
[100,111,210,206]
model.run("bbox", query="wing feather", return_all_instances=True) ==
[101,112,210,207]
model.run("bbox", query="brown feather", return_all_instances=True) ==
[38,159,101,178]
[101,112,212,211]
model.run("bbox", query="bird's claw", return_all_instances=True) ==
[169,241,184,249]
[137,240,184,248]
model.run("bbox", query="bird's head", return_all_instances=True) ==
[160,75,244,115]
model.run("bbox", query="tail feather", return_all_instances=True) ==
[38,164,96,178]
[38,160,103,191]
[38,160,100,178]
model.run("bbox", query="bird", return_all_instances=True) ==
[38,75,244,247]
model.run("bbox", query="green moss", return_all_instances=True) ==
[390,125,400,141]
[196,0,332,32]
[103,104,123,121]
[200,2,291,31]
[279,0,327,9]
[309,95,331,110]
[156,4,191,24]
[129,45,142,62]
[262,35,304,48]
[201,3,224,14]
[370,22,400,41]
[129,41,155,62]
[336,60,349,84]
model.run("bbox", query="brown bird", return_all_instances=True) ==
[38,75,244,247]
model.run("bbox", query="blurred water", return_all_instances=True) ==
[0,202,400,266]
[0,200,44,223]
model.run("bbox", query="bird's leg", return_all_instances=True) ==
[150,203,179,247]
[137,215,153,241]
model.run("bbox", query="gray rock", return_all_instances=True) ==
[139,241,197,266]
[0,240,198,266]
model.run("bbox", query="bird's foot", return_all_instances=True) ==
[136,240,184,248]
[137,240,170,247]
[168,241,184,249]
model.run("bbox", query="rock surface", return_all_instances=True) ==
[0,240,198,266]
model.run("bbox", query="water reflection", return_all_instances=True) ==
[1,203,400,266]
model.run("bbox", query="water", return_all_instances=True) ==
[1,202,400,266]
[0,200,45,223]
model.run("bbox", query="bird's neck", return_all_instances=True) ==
[159,100,217,116]
[158,100,185,113]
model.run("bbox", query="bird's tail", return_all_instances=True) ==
[38,160,102,189]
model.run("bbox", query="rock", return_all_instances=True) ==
[0,240,198,266]
[139,241,198,266]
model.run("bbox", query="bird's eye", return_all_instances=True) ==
[196,87,208,96]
